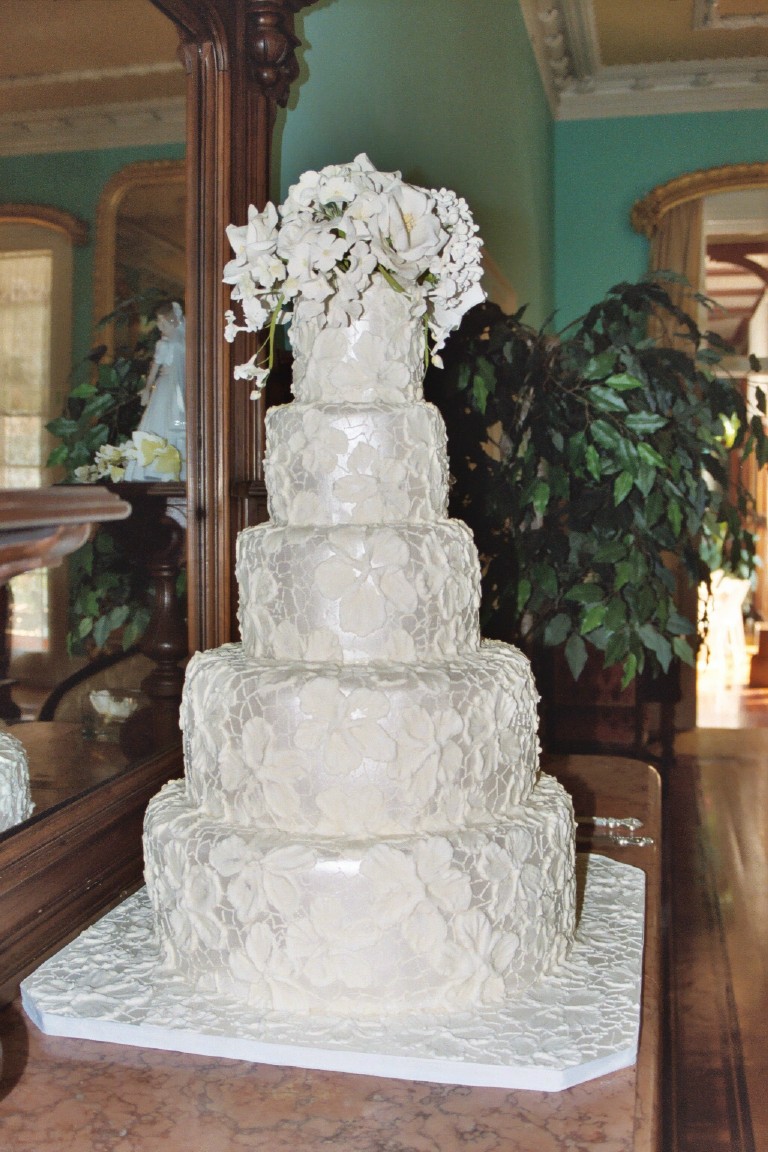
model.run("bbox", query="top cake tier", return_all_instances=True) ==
[289,279,427,405]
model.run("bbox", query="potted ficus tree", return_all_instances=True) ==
[424,275,768,748]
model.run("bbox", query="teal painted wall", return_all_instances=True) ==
[279,0,554,325]
[0,142,185,366]
[554,110,768,328]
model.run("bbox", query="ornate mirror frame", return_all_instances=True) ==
[631,161,768,238]
[0,0,316,1004]
[92,158,187,355]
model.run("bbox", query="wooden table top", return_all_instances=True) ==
[12,720,130,819]
[0,755,662,1152]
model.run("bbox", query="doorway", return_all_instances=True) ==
[698,189,768,725]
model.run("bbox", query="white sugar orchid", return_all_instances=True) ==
[224,154,484,393]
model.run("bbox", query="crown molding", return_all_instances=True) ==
[0,96,185,157]
[519,0,768,120]
[693,0,768,31]
[0,61,182,94]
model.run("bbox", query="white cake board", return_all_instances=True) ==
[21,854,644,1092]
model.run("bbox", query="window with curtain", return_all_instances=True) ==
[0,218,74,676]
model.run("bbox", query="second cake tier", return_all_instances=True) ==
[264,401,449,526]
[182,640,540,836]
[237,521,481,663]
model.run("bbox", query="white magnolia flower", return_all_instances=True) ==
[314,528,416,637]
[295,677,395,774]
[224,155,485,387]
[332,441,411,521]
[208,834,250,877]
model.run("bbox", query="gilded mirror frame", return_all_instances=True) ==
[92,159,186,355]
[0,0,316,1004]
[631,161,768,238]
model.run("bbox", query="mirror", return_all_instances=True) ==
[0,3,187,835]
[1,0,313,1004]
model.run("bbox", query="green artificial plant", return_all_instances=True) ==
[425,276,768,687]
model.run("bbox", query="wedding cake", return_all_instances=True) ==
[143,156,576,1015]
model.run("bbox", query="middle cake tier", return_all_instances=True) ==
[182,640,540,836]
[237,521,481,663]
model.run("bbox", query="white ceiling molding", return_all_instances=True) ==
[693,0,768,31]
[0,96,185,158]
[519,0,768,119]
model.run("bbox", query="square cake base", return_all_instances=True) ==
[21,853,644,1092]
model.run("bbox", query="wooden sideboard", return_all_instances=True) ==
[0,755,661,1152]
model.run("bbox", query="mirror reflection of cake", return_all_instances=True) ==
[143,156,576,1016]
[0,724,34,834]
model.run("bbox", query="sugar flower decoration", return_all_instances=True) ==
[223,154,485,394]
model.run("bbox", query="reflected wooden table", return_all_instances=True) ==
[11,721,130,819]
[0,755,662,1152]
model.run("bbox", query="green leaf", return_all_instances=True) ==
[516,578,532,614]
[613,470,634,505]
[590,420,624,452]
[634,461,656,498]
[624,412,668,434]
[668,609,694,636]
[637,442,665,469]
[673,636,695,666]
[45,416,79,439]
[638,622,673,672]
[585,444,601,480]
[581,602,607,634]
[77,616,93,638]
[604,372,644,391]
[621,652,639,690]
[81,392,116,421]
[46,444,69,467]
[667,500,683,537]
[588,385,629,413]
[472,373,489,414]
[584,350,617,379]
[594,540,626,563]
[564,582,604,604]
[614,561,632,591]
[565,632,589,680]
[531,563,558,599]
[532,479,550,517]
[70,381,98,399]
[544,612,571,647]
[605,629,629,667]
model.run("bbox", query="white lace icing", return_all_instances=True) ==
[144,774,575,1014]
[181,640,539,835]
[265,402,449,525]
[289,278,427,405]
[144,265,577,1017]
[237,521,481,663]
[0,727,34,833]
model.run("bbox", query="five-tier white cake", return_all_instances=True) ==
[143,157,577,1017]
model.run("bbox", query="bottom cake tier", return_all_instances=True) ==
[143,773,576,1016]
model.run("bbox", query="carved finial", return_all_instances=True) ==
[245,1,309,106]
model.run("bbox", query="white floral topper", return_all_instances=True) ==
[223,153,485,395]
